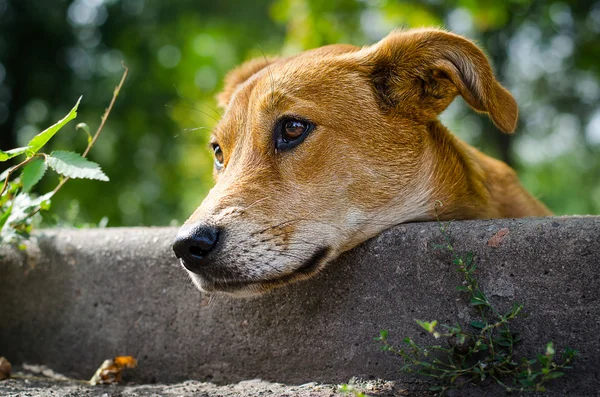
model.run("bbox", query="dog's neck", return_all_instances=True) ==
[423,121,551,220]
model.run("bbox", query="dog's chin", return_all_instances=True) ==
[183,246,332,297]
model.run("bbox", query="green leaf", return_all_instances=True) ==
[456,333,467,345]
[21,158,48,192]
[76,122,92,145]
[513,334,523,343]
[495,339,512,347]
[0,204,12,229]
[455,285,469,292]
[518,378,535,387]
[470,320,486,329]
[416,320,438,333]
[442,324,461,334]
[0,146,31,162]
[470,299,488,307]
[464,252,474,266]
[543,371,565,380]
[26,96,82,157]
[46,151,109,181]
[563,347,578,359]
[546,341,556,356]
[1,192,54,242]
[505,302,523,317]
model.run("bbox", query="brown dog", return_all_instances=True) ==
[172,28,551,296]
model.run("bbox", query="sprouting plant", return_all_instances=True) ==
[0,66,128,246]
[376,202,577,396]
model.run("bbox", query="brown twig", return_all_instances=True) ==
[82,64,129,158]
[52,63,129,196]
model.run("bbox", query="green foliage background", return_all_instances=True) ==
[0,0,599,227]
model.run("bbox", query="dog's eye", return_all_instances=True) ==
[276,118,315,151]
[212,144,224,170]
[283,120,308,140]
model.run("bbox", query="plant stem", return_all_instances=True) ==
[82,64,128,158]
[51,64,128,196]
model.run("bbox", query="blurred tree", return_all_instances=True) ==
[0,0,598,227]
[1,0,286,226]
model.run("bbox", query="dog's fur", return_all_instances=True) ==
[178,28,551,296]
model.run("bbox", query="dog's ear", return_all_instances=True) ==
[216,57,279,109]
[362,29,517,133]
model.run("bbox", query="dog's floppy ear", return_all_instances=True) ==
[216,57,279,108]
[363,29,517,133]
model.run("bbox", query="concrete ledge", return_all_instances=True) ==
[1,217,599,396]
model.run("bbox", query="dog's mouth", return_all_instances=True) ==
[185,246,331,295]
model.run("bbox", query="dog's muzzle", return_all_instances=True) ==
[172,223,220,274]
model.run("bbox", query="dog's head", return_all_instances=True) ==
[173,28,517,296]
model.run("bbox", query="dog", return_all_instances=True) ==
[172,28,551,296]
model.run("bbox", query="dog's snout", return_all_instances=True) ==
[173,223,220,274]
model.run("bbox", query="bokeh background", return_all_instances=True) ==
[0,0,599,227]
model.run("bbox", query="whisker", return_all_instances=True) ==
[205,103,223,119]
[172,84,186,100]
[279,248,317,256]
[173,84,222,119]
[241,196,271,212]
[251,218,309,236]
[258,45,276,109]
[208,294,217,307]
[275,240,320,247]
[174,126,209,138]
[278,253,304,261]
[165,103,220,123]
[270,234,321,247]
[264,249,304,261]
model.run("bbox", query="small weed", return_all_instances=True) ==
[0,66,128,246]
[376,202,577,395]
[338,383,369,397]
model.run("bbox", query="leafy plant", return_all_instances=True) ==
[376,203,577,396]
[0,66,128,246]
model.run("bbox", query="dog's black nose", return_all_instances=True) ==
[172,223,220,274]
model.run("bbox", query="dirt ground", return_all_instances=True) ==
[0,376,436,397]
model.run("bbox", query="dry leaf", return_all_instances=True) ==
[0,357,12,380]
[89,356,137,385]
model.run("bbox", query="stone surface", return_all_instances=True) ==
[1,216,599,396]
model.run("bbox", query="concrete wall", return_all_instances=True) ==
[0,216,599,396]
